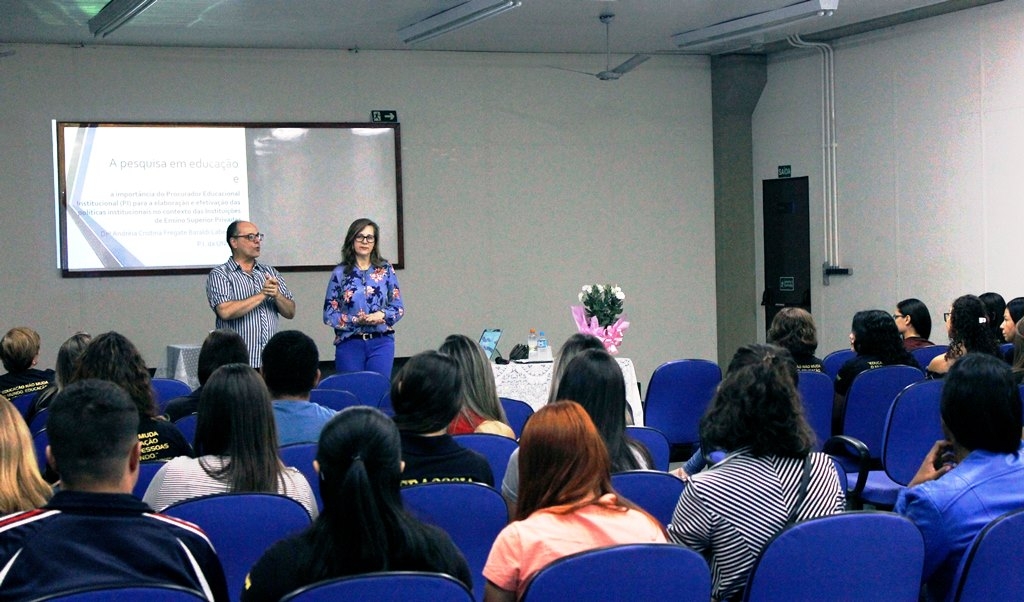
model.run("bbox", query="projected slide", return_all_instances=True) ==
[55,122,402,276]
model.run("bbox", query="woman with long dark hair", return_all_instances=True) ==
[980,291,1007,346]
[834,309,920,396]
[323,218,404,379]
[501,349,651,508]
[242,407,471,602]
[546,333,605,404]
[438,334,514,438]
[668,344,844,601]
[143,364,317,517]
[26,331,91,422]
[894,298,934,351]
[927,294,1000,377]
[484,401,666,601]
[70,331,191,462]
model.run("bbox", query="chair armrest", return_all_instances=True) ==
[823,435,871,500]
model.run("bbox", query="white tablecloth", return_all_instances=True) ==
[166,344,202,390]
[492,358,643,426]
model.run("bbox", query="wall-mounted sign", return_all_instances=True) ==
[778,165,792,178]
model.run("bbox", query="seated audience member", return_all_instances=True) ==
[980,291,1007,347]
[767,307,824,372]
[438,334,514,438]
[668,344,845,602]
[391,351,493,486]
[242,407,471,601]
[834,309,920,397]
[894,298,935,351]
[164,329,249,422]
[144,364,317,518]
[71,332,191,462]
[503,349,650,508]
[483,401,667,601]
[0,327,55,401]
[0,396,51,514]
[25,332,90,424]
[896,353,1024,601]
[1000,296,1023,363]
[261,330,334,447]
[927,295,1000,378]
[1011,317,1024,385]
[0,380,228,601]
[546,333,605,405]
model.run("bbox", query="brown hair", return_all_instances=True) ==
[767,308,818,357]
[0,327,41,373]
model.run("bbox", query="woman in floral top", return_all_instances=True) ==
[323,218,404,379]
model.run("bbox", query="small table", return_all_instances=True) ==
[492,358,644,426]
[166,344,202,390]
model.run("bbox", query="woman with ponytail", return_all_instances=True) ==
[242,407,471,602]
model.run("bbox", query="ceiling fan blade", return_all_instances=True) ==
[548,65,599,77]
[611,54,650,75]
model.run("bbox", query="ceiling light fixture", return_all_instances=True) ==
[88,0,159,37]
[398,0,522,45]
[672,0,838,53]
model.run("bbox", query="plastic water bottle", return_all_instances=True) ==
[528,328,538,354]
[537,331,551,361]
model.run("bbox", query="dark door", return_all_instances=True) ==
[762,177,811,330]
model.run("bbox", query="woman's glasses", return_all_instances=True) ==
[355,234,376,243]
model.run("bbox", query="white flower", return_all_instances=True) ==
[595,284,605,292]
[615,290,625,300]
[578,292,585,302]
[582,285,592,294]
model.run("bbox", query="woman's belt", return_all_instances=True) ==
[352,329,395,340]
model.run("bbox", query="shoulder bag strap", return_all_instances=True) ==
[785,455,813,527]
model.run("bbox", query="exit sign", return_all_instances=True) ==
[371,110,397,122]
[778,165,792,178]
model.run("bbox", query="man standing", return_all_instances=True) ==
[0,380,228,600]
[206,220,295,367]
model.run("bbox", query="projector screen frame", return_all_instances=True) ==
[53,120,404,278]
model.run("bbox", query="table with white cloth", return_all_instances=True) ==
[165,344,202,390]
[491,358,644,426]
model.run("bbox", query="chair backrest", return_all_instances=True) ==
[308,388,361,412]
[499,397,534,438]
[316,371,390,407]
[401,482,508,601]
[821,349,857,381]
[33,428,48,474]
[452,433,518,486]
[34,583,207,601]
[377,392,394,416]
[610,470,685,526]
[795,371,834,450]
[280,571,474,602]
[151,378,193,413]
[133,461,165,499]
[999,342,1014,361]
[521,543,710,602]
[951,508,1024,601]
[10,391,39,420]
[643,359,721,447]
[172,413,199,447]
[161,493,312,602]
[839,365,924,458]
[279,442,322,512]
[29,407,50,435]
[624,426,670,471]
[881,379,944,486]
[743,511,924,602]
[910,344,949,368]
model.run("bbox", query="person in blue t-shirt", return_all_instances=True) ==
[261,330,334,446]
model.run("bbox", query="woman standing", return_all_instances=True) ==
[242,407,471,601]
[323,218,404,379]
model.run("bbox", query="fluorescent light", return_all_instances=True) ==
[398,0,522,45]
[672,0,838,53]
[88,0,160,37]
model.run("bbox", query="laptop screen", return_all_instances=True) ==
[478,329,502,360]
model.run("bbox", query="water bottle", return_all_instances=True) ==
[537,331,551,361]
[528,328,538,354]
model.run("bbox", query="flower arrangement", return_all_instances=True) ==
[572,284,629,354]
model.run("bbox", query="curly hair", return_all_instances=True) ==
[70,331,157,418]
[767,308,818,357]
[851,310,916,366]
[699,344,815,458]
[947,295,999,360]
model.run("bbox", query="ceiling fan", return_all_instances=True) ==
[558,14,650,81]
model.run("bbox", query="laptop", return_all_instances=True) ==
[478,328,502,361]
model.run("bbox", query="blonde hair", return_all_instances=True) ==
[0,327,41,372]
[0,396,51,513]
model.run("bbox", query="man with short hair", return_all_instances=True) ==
[0,380,228,601]
[896,353,1024,601]
[262,330,334,446]
[206,220,295,367]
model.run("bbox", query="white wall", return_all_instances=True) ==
[753,1,1021,354]
[0,45,715,386]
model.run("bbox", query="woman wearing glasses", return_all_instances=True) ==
[323,218,404,379]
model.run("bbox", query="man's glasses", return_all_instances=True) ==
[233,233,264,242]
[354,234,376,243]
